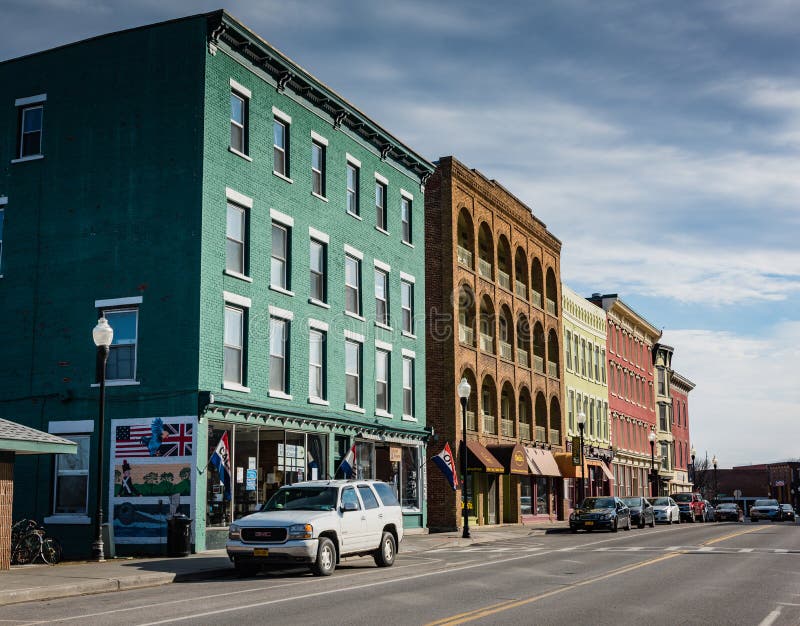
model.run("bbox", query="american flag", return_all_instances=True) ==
[114,422,193,458]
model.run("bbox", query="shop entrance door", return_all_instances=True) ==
[487,474,498,524]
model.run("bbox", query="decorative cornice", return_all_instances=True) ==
[207,11,434,184]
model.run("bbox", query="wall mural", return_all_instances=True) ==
[110,416,196,545]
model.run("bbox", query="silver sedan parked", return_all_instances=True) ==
[651,496,681,524]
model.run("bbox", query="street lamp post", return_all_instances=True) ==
[648,431,657,498]
[457,378,472,539]
[92,317,114,562]
[690,446,696,488]
[576,411,586,504]
[712,455,718,502]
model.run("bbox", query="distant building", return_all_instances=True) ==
[424,156,565,530]
[588,294,661,498]
[561,284,613,502]
[669,370,695,493]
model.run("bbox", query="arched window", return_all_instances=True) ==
[516,315,531,368]
[457,283,476,347]
[535,392,547,442]
[456,208,475,269]
[545,268,558,316]
[531,258,543,308]
[532,322,545,373]
[477,223,494,280]
[519,388,533,441]
[481,376,497,435]
[497,235,511,290]
[547,328,559,378]
[549,397,562,446]
[460,369,479,432]
[499,305,514,361]
[514,248,528,300]
[479,295,496,354]
[500,382,515,438]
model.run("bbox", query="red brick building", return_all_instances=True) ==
[588,295,661,498]
[669,371,694,493]
[425,157,565,531]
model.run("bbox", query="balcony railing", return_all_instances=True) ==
[531,289,542,308]
[482,413,497,434]
[519,422,531,441]
[546,298,556,315]
[517,348,529,368]
[498,270,511,291]
[533,354,544,373]
[515,280,527,299]
[459,324,474,346]
[480,333,494,354]
[501,419,515,438]
[478,258,493,279]
[548,360,559,378]
[535,425,546,442]
[500,341,512,360]
[457,245,473,269]
[466,410,477,431]
[549,429,560,445]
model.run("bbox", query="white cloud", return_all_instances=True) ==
[663,323,800,467]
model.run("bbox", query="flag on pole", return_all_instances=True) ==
[433,443,459,490]
[209,431,232,500]
[338,444,356,478]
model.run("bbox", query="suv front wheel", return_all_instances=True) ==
[311,537,336,576]
[374,531,396,567]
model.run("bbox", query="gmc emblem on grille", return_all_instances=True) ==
[255,531,271,538]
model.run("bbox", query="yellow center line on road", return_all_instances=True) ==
[427,525,773,626]
[425,552,682,626]
[701,526,767,546]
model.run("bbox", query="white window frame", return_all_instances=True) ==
[375,175,388,232]
[273,109,291,179]
[308,327,326,403]
[223,293,250,392]
[269,316,290,398]
[14,95,46,161]
[345,337,363,411]
[50,434,90,519]
[374,267,389,327]
[345,253,362,317]
[401,279,414,335]
[402,355,415,419]
[311,139,326,198]
[400,190,413,244]
[271,221,290,291]
[226,201,247,277]
[375,347,391,416]
[347,158,360,217]
[95,302,140,385]
[309,237,327,304]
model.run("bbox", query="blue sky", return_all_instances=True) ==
[4,0,799,467]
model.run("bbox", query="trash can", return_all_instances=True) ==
[167,514,192,557]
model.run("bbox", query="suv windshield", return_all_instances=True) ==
[622,498,642,507]
[582,497,615,509]
[262,486,338,511]
[754,499,779,507]
[672,494,692,503]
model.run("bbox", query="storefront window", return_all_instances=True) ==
[233,425,259,520]
[520,480,533,515]
[207,424,233,527]
[536,476,550,514]
[355,440,374,479]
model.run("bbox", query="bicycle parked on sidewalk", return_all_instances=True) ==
[11,519,63,565]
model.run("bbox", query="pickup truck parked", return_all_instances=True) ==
[227,480,404,576]
[672,492,707,523]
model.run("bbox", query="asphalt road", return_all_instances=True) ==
[1,521,798,626]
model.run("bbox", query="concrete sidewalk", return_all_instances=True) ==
[0,521,568,606]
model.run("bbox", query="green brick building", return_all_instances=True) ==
[0,11,433,556]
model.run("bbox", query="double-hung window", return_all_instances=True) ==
[231,80,250,155]
[375,268,389,326]
[345,254,361,316]
[587,342,594,380]
[375,177,387,231]
[565,330,572,370]
[402,355,415,418]
[309,238,327,302]
[309,329,326,401]
[311,139,326,197]
[345,339,362,408]
[401,279,413,334]
[271,222,289,290]
[102,308,138,381]
[226,202,247,275]
[347,160,360,216]
[273,113,290,177]
[601,349,606,383]
[401,194,412,244]
[53,435,90,515]
[594,346,600,380]
[15,95,45,159]
[375,348,390,413]
[269,316,289,394]
[224,305,245,385]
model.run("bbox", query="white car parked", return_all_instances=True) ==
[226,480,404,576]
[650,496,681,524]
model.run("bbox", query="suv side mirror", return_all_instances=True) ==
[341,501,359,512]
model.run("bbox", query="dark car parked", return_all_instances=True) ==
[570,497,632,533]
[779,504,796,522]
[622,497,655,528]
[715,503,744,522]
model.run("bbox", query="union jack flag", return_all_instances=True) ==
[114,421,193,458]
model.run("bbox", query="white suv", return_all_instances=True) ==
[226,480,404,576]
